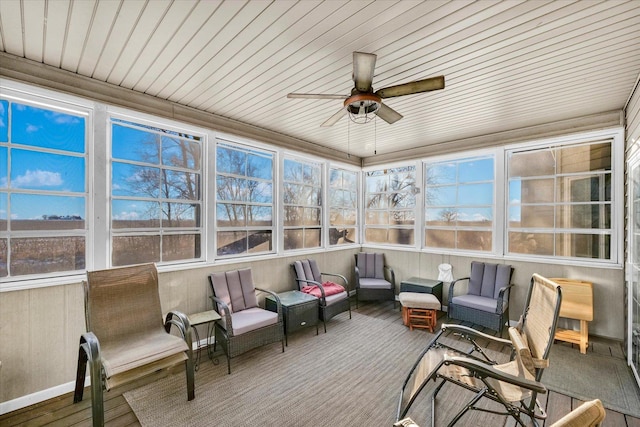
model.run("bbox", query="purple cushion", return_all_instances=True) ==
[451,294,498,312]
[229,307,278,335]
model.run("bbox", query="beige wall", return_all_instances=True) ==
[0,248,360,405]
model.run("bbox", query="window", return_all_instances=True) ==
[328,167,358,245]
[0,98,88,278]
[507,140,613,260]
[364,166,416,245]
[216,142,274,256]
[283,157,322,250]
[424,156,494,251]
[110,118,203,266]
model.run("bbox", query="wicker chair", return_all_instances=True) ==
[291,259,351,332]
[73,263,194,427]
[396,274,563,427]
[354,252,396,307]
[209,268,284,374]
[447,261,514,335]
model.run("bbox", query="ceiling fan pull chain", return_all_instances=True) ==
[374,116,377,155]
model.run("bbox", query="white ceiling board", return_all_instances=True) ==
[1,0,638,159]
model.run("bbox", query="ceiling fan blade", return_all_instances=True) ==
[287,93,346,100]
[375,75,445,99]
[352,52,377,92]
[321,107,347,127]
[376,103,403,124]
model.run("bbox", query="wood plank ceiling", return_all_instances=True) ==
[0,0,639,159]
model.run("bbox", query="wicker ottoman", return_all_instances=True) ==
[399,292,441,332]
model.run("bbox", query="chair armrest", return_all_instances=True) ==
[443,355,547,394]
[255,287,284,321]
[441,323,512,346]
[79,331,101,363]
[448,277,470,302]
[320,272,348,289]
[164,311,193,353]
[496,284,514,313]
[384,265,396,288]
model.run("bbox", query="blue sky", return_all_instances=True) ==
[0,101,86,220]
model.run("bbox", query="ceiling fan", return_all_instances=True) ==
[287,52,445,127]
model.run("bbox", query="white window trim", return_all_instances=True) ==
[327,162,361,247]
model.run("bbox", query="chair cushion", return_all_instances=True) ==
[399,292,441,310]
[468,261,485,296]
[211,269,258,313]
[101,328,188,378]
[293,259,322,285]
[494,264,513,299]
[451,294,498,312]
[357,253,385,279]
[358,277,392,289]
[325,291,348,306]
[229,307,278,335]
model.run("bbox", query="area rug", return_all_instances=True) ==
[544,343,640,417]
[124,312,434,426]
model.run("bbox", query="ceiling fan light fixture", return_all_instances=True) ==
[345,93,380,124]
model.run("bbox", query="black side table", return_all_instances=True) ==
[400,277,443,303]
[266,290,319,345]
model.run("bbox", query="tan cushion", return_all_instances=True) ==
[399,292,441,310]
[230,307,278,335]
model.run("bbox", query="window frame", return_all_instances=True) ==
[327,163,360,247]
[422,151,497,254]
[504,130,622,265]
[214,138,276,259]
[0,87,93,283]
[107,110,207,268]
[281,153,324,252]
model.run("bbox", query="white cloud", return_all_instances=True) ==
[114,211,139,220]
[12,170,63,188]
[26,124,40,133]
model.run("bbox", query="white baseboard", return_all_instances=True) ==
[0,336,210,416]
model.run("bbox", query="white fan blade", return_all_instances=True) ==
[376,103,403,124]
[321,108,347,127]
[352,52,377,92]
[287,93,346,100]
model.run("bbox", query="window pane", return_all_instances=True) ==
[508,232,554,256]
[11,149,85,192]
[426,163,456,185]
[388,228,414,245]
[164,171,199,200]
[112,235,160,266]
[457,230,492,251]
[284,206,302,226]
[0,192,6,231]
[284,229,302,250]
[458,183,493,205]
[248,230,272,254]
[12,194,85,230]
[556,204,610,229]
[558,175,610,203]
[426,208,460,225]
[519,178,554,203]
[162,203,199,227]
[366,210,389,225]
[112,200,160,228]
[329,227,356,245]
[162,234,201,261]
[247,153,272,180]
[162,136,200,170]
[11,103,85,152]
[508,150,555,178]
[0,147,7,188]
[217,231,246,255]
[510,205,554,228]
[0,100,7,142]
[217,146,246,175]
[556,233,610,259]
[365,228,388,244]
[112,124,160,163]
[425,229,455,249]
[303,207,320,226]
[284,159,302,181]
[304,228,321,248]
[426,186,456,206]
[216,204,246,227]
[247,206,272,226]
[112,162,160,198]
[0,238,6,277]
[459,158,494,182]
[557,142,611,173]
[11,236,85,275]
[217,176,246,201]
[248,180,272,203]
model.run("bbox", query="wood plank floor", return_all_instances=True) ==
[2,299,639,427]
